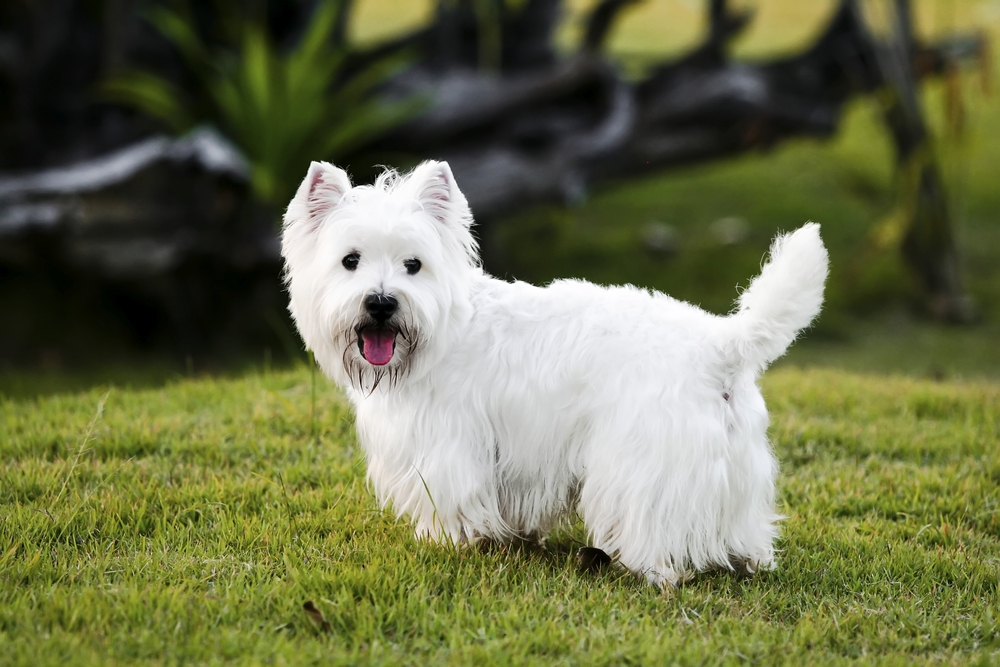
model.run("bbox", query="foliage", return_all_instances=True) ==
[1,365,998,665]
[104,0,422,206]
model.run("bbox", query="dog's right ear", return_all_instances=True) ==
[283,161,352,237]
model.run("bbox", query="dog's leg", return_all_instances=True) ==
[718,488,779,578]
[577,428,695,590]
[397,443,504,547]
[579,413,765,589]
[716,389,780,578]
[580,508,686,590]
[720,506,779,578]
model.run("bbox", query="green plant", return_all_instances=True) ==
[105,0,422,206]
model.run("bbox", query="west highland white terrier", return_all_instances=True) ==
[281,160,828,588]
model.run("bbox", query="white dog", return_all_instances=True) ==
[281,160,828,588]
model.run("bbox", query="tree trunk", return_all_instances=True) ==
[873,0,977,321]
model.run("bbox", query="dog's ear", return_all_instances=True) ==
[409,160,471,228]
[284,161,352,236]
[408,160,479,265]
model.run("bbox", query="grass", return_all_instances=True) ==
[1,365,998,665]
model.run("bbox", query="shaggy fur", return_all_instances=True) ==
[281,160,829,588]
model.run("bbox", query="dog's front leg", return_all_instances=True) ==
[368,443,502,547]
[410,452,502,546]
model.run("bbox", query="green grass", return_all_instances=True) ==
[1,366,998,665]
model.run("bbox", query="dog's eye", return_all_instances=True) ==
[404,258,422,275]
[342,253,360,271]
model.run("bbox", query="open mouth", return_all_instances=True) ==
[357,326,397,366]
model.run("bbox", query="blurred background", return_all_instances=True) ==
[2,0,999,388]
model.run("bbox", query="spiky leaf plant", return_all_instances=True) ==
[105,0,421,206]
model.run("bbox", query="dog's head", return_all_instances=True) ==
[281,160,478,393]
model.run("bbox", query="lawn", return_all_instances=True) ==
[1,365,998,665]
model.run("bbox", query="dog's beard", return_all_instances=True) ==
[339,314,422,394]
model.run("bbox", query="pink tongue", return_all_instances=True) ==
[362,330,395,365]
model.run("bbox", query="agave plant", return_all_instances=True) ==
[105,0,421,206]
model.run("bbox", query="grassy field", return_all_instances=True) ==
[1,365,998,665]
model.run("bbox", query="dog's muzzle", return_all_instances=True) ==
[357,293,399,366]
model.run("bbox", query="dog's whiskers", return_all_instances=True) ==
[338,314,419,395]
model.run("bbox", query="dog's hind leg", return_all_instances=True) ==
[577,416,740,588]
[578,464,687,589]
[576,432,691,588]
[715,383,781,577]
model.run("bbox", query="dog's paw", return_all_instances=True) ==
[727,553,774,578]
[414,523,490,549]
[641,566,689,591]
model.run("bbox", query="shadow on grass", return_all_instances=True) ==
[476,527,754,592]
[0,355,306,402]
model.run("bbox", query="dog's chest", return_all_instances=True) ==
[354,385,588,536]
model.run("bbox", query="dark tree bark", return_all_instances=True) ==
[872,0,977,321]
[367,2,874,212]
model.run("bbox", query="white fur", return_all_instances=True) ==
[281,160,829,588]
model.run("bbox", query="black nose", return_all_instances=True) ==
[364,293,398,323]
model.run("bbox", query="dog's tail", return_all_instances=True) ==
[723,223,828,373]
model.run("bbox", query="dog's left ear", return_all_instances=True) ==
[410,161,471,228]
[409,160,479,264]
